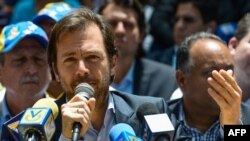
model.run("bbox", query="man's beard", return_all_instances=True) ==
[92,74,110,109]
[60,72,111,108]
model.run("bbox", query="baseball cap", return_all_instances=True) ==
[0,21,48,53]
[32,2,73,24]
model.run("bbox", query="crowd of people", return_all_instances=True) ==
[1,0,250,140]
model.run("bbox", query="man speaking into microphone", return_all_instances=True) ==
[47,6,170,141]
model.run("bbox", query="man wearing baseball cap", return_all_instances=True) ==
[0,21,51,136]
[32,2,74,99]
[32,2,74,37]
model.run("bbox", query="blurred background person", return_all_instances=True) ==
[99,0,177,101]
[0,0,16,30]
[146,0,250,65]
[148,0,218,68]
[0,21,51,135]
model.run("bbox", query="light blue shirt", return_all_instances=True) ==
[111,62,135,94]
[245,98,250,105]
[0,89,11,135]
[59,93,115,141]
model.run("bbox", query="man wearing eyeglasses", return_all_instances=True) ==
[148,0,218,69]
[174,0,217,46]
[173,0,218,68]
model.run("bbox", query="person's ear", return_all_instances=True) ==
[52,62,60,82]
[176,70,186,91]
[228,37,238,56]
[110,54,117,77]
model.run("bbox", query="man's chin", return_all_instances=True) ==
[115,41,126,48]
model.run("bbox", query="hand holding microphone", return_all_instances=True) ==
[61,83,95,141]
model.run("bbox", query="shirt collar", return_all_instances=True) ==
[1,89,47,120]
[126,62,135,83]
[111,62,135,93]
[85,91,115,140]
[113,61,135,85]
[106,91,115,114]
[1,89,11,120]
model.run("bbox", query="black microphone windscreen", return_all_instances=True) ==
[74,83,95,99]
[155,134,170,141]
[136,102,160,122]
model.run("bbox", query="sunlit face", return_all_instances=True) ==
[173,3,207,45]
[54,24,116,104]
[102,3,141,58]
[0,38,50,98]
[182,39,233,111]
[233,32,250,81]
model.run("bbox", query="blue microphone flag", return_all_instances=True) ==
[18,107,55,141]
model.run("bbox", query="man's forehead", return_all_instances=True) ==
[10,38,44,53]
[191,39,227,51]
[16,37,43,47]
[190,39,232,62]
[103,3,138,20]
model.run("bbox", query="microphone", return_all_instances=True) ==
[137,103,174,141]
[109,123,143,141]
[17,98,59,141]
[72,83,95,141]
[154,134,171,141]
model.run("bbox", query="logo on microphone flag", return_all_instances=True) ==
[20,108,48,124]
[18,107,56,141]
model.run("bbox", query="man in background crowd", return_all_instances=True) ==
[229,13,250,104]
[0,21,51,136]
[169,32,250,140]
[99,0,177,101]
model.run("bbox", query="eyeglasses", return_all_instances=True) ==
[173,16,197,24]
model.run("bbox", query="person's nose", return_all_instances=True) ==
[175,18,185,29]
[115,21,126,34]
[76,60,90,76]
[25,61,38,75]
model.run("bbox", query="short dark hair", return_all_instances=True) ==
[176,0,218,23]
[98,0,146,33]
[47,7,117,78]
[98,0,146,58]
[176,32,226,73]
[234,13,250,41]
